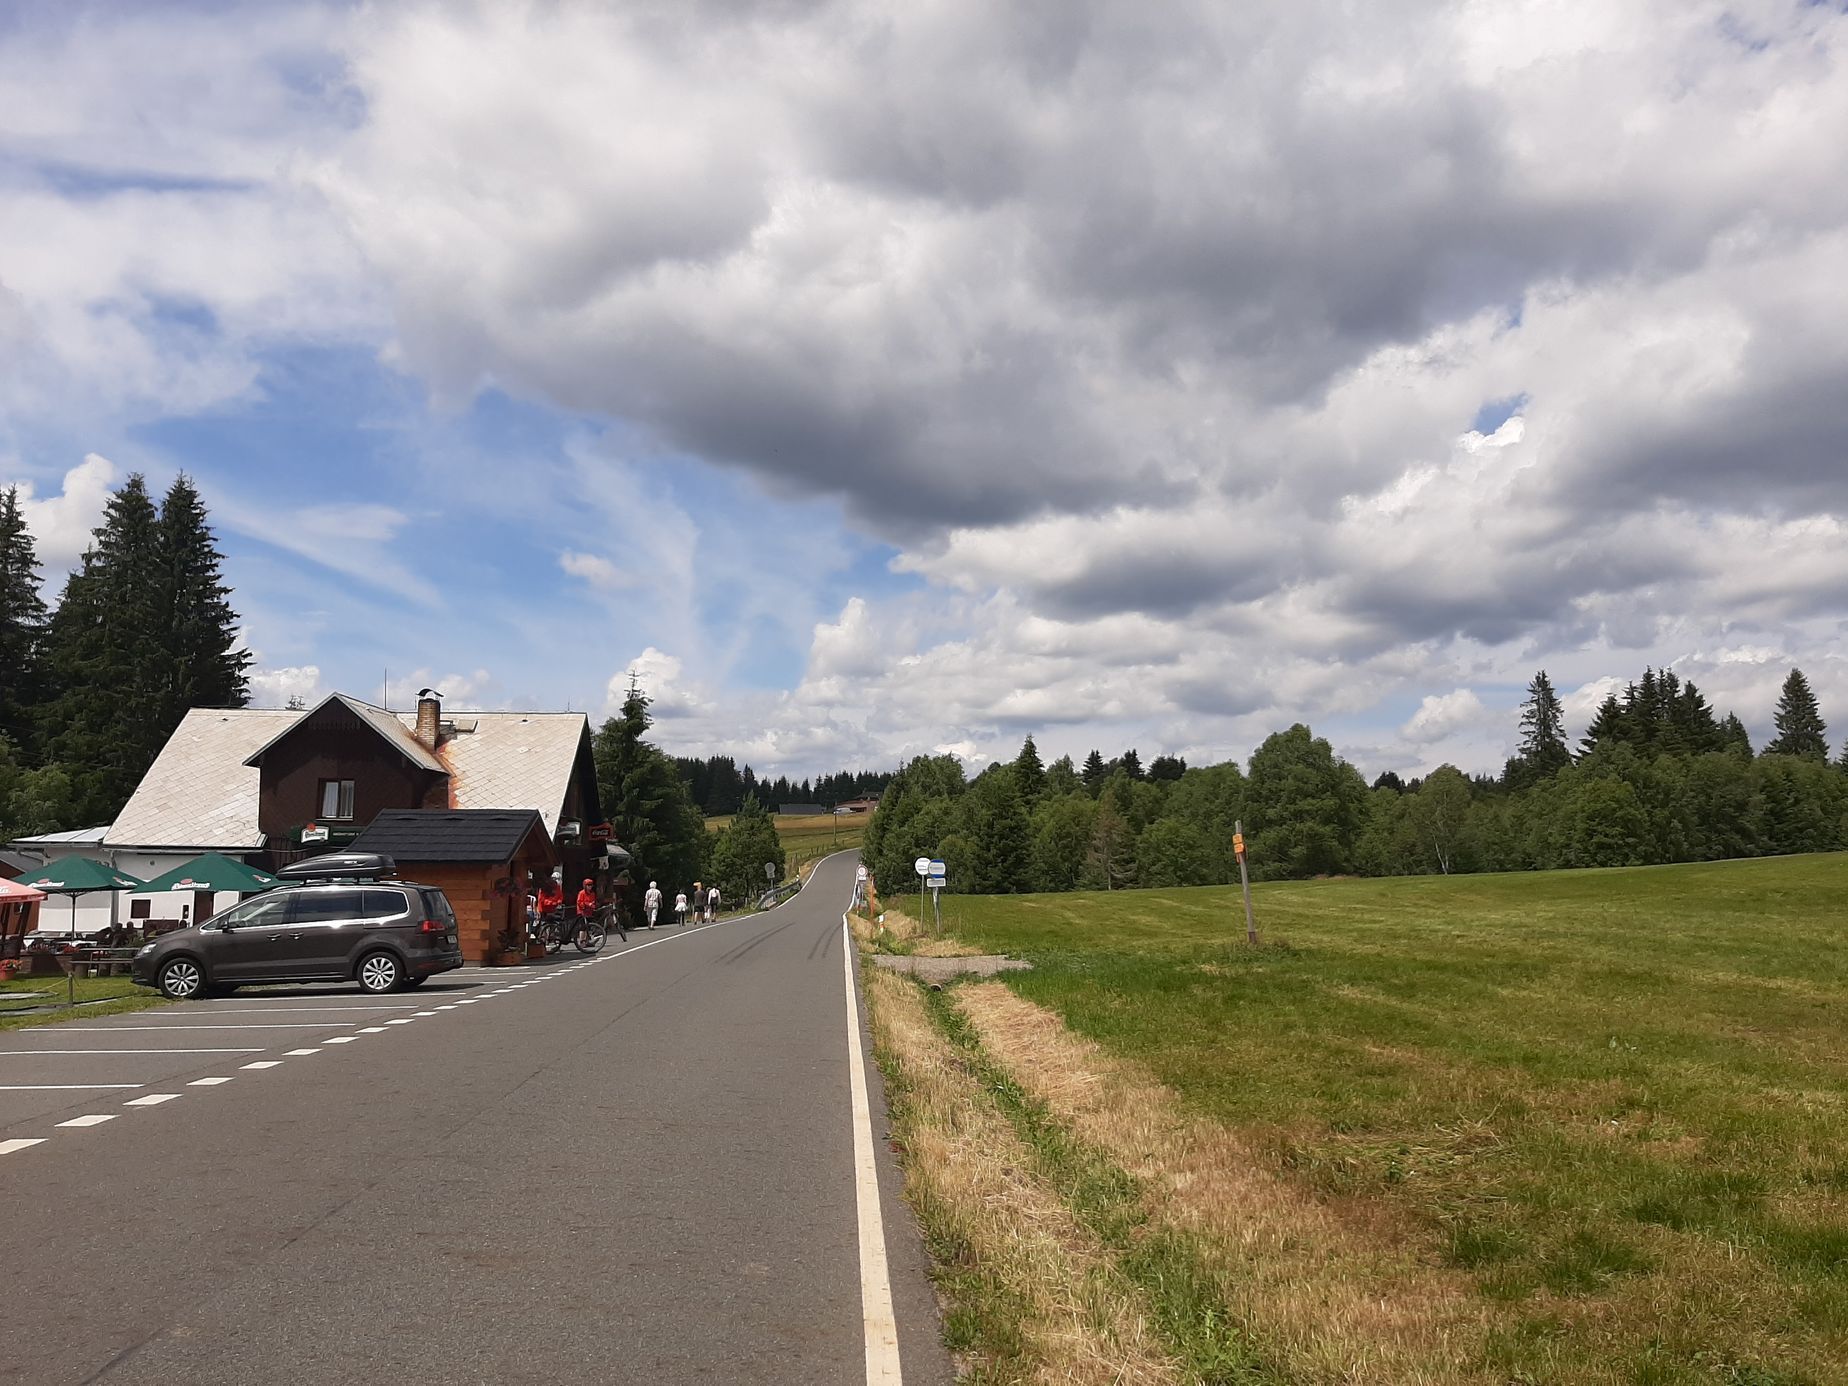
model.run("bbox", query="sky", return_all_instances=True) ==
[4,0,1847,783]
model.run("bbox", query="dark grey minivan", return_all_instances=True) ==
[131,855,463,1000]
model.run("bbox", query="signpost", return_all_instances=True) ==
[927,859,946,934]
[1233,819,1257,945]
[914,856,930,929]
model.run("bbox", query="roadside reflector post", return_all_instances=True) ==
[1234,820,1257,946]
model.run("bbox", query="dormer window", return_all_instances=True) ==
[318,779,356,821]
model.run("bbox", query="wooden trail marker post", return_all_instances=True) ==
[1234,819,1258,945]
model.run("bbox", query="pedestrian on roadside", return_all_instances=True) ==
[692,880,703,921]
[705,884,719,923]
[644,880,662,930]
[674,890,689,927]
[575,877,598,923]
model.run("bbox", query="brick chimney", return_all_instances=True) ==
[414,689,442,749]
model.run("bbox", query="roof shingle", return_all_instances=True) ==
[351,810,548,863]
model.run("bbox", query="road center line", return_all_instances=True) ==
[842,912,903,1384]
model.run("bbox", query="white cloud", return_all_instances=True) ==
[248,664,324,709]
[559,550,635,590]
[1401,690,1491,745]
[2,453,116,578]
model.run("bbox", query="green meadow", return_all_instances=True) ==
[943,854,1848,1383]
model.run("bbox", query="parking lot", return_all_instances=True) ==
[0,965,565,1138]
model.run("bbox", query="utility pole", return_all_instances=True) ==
[1234,819,1257,945]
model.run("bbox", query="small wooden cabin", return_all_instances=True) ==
[351,810,558,964]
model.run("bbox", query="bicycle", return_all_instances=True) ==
[570,907,611,954]
[535,908,568,955]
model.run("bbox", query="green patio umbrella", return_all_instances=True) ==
[17,857,147,938]
[139,853,278,929]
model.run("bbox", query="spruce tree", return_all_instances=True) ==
[1120,748,1144,781]
[1766,668,1829,762]
[155,474,250,718]
[0,486,49,757]
[1580,694,1626,757]
[1517,670,1571,779]
[1081,749,1106,795]
[970,771,1031,892]
[592,678,708,905]
[43,474,167,821]
[1044,754,1081,797]
[1011,735,1045,806]
[1720,713,1753,758]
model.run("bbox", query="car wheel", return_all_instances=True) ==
[357,951,403,994]
[158,957,206,1001]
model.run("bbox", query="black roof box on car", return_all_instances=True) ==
[274,852,398,882]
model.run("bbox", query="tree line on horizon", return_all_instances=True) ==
[0,479,249,841]
[862,667,1848,895]
[671,754,893,816]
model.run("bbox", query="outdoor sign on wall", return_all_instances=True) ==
[301,824,330,844]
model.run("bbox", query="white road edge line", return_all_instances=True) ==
[0,1084,143,1090]
[1,1048,265,1055]
[842,908,903,1384]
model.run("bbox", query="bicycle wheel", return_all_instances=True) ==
[574,919,606,954]
[539,916,564,954]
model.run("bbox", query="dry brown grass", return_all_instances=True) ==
[867,967,1185,1385]
[958,982,1500,1385]
[865,906,987,957]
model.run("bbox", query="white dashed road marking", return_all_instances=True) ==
[56,1023,352,1031]
[125,1094,181,1107]
[384,1019,414,1026]
[359,1027,387,1033]
[284,1048,322,1057]
[241,1061,282,1070]
[0,1138,46,1155]
[56,1114,117,1128]
[324,1037,359,1044]
[188,1077,234,1086]
[2,1048,266,1056]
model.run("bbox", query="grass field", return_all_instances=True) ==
[705,811,867,877]
[923,854,1848,1383]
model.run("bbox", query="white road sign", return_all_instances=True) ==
[914,857,931,877]
[856,865,868,881]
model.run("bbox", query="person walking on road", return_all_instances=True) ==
[674,890,689,928]
[705,884,719,923]
[644,880,662,930]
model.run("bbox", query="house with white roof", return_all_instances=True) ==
[15,691,602,934]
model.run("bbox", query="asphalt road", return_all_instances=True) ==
[0,852,950,1385]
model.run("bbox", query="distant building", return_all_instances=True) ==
[834,797,880,815]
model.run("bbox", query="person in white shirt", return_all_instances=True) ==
[644,881,662,930]
[705,884,719,923]
[674,891,689,928]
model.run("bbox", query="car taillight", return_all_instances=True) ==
[419,919,443,934]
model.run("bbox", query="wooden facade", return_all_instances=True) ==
[399,826,557,964]
[254,703,447,853]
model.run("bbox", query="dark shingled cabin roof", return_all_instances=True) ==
[350,809,547,863]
